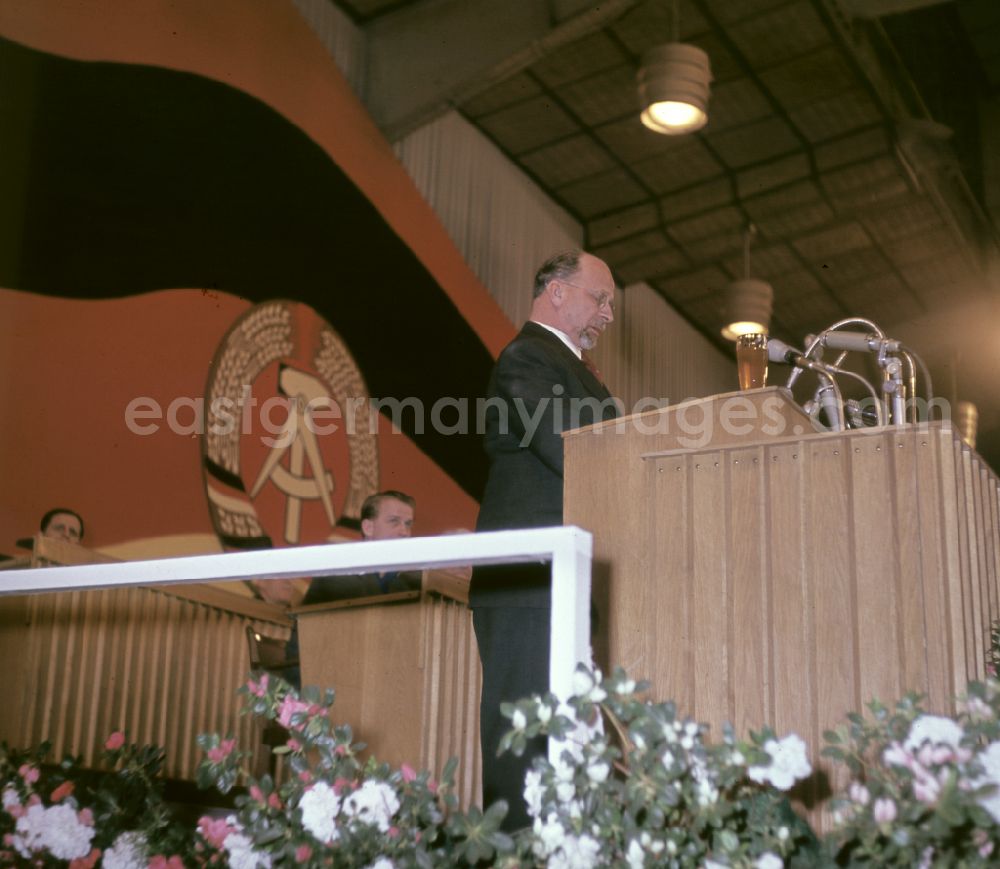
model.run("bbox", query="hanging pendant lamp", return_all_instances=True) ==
[722,224,773,341]
[637,0,712,135]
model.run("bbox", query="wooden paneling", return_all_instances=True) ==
[298,577,482,808]
[0,585,288,779]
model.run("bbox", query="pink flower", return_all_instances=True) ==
[389,825,401,837]
[428,778,438,794]
[914,776,940,804]
[247,674,269,697]
[298,770,313,784]
[150,857,185,869]
[50,781,75,802]
[78,807,94,826]
[287,738,302,752]
[333,777,353,794]
[207,739,236,764]
[69,848,100,869]
[873,797,897,824]
[974,829,994,858]
[6,804,24,819]
[198,815,234,849]
[268,793,282,810]
[250,785,264,803]
[18,764,39,784]
[401,764,417,783]
[295,844,313,863]
[277,697,312,729]
[104,731,125,751]
[848,782,870,806]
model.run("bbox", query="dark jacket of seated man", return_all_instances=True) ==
[301,570,421,604]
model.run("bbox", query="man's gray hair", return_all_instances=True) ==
[532,249,583,299]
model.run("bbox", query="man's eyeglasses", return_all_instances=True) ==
[560,280,616,313]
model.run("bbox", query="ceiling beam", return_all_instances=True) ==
[839,0,955,18]
[362,0,641,140]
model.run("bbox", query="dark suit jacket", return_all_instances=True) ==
[302,571,421,604]
[470,321,619,608]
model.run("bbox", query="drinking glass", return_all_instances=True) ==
[736,333,768,390]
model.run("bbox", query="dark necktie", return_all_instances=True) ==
[582,353,604,386]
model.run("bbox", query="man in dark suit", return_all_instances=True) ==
[470,249,619,829]
[302,490,419,603]
[283,490,419,687]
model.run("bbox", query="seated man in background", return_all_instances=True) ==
[14,507,86,551]
[283,490,420,687]
[40,508,85,543]
[301,489,419,603]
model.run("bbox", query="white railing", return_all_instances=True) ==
[0,526,593,759]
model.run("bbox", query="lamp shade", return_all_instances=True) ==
[721,278,773,340]
[638,43,712,135]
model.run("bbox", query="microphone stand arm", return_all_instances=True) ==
[787,317,885,390]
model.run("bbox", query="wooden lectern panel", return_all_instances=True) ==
[565,391,1000,823]
[296,576,482,808]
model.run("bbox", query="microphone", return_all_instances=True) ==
[767,338,829,373]
[820,331,900,353]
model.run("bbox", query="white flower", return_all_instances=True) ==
[537,703,553,724]
[777,826,789,841]
[2,786,20,810]
[626,839,645,869]
[571,668,606,702]
[533,814,567,859]
[748,734,811,791]
[971,741,1000,822]
[103,831,148,869]
[550,833,601,869]
[523,770,545,819]
[704,860,729,869]
[224,831,272,869]
[755,852,784,869]
[695,777,719,806]
[38,803,95,861]
[512,709,527,731]
[586,761,610,784]
[904,715,964,752]
[365,860,395,869]
[299,781,342,843]
[553,757,577,803]
[343,780,400,832]
[617,679,636,695]
[11,802,46,858]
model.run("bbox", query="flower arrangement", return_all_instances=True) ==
[3,666,1000,867]
[1,731,194,866]
[821,680,1000,866]
[498,667,817,868]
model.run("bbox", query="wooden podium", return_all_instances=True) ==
[295,571,481,807]
[564,387,1000,805]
